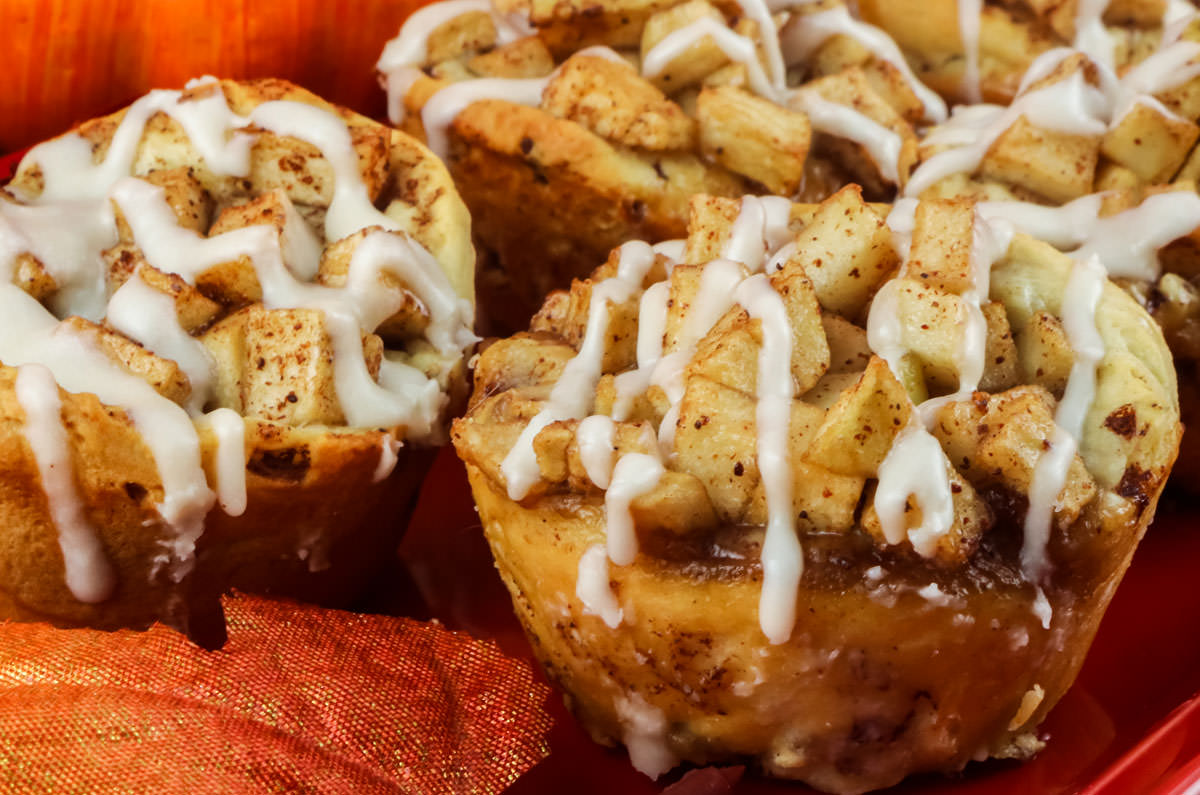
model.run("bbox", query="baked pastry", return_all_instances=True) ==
[0,78,476,642]
[888,11,1200,479]
[857,0,1197,105]
[452,189,1181,791]
[377,0,942,331]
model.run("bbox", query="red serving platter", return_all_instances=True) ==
[1,148,1198,795]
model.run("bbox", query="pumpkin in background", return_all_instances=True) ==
[0,0,427,152]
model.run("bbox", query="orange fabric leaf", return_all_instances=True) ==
[0,594,552,794]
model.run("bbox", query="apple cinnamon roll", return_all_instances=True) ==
[0,78,476,641]
[452,189,1179,791]
[378,0,940,331]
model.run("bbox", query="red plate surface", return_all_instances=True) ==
[393,449,1200,795]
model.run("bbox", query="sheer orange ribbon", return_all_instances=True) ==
[0,594,552,793]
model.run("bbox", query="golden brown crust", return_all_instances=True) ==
[0,364,434,633]
[468,464,1145,792]
[0,78,474,636]
[446,100,742,332]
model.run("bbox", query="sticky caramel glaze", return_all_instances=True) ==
[466,461,1163,794]
[0,365,435,643]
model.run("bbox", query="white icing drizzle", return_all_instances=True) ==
[734,274,799,645]
[868,209,1012,557]
[906,47,1110,197]
[343,229,477,361]
[865,278,908,377]
[917,582,953,607]
[980,191,1200,280]
[874,418,956,556]
[421,76,550,160]
[377,0,534,122]
[780,5,948,122]
[384,67,426,127]
[373,434,404,483]
[679,259,750,351]
[956,210,1015,395]
[651,239,686,264]
[111,178,470,436]
[19,78,252,206]
[735,0,788,89]
[656,402,681,461]
[613,282,670,421]
[501,241,657,499]
[0,201,117,321]
[605,453,665,566]
[614,693,679,780]
[577,543,624,627]
[885,197,919,259]
[643,18,781,101]
[15,363,116,603]
[1109,40,1200,126]
[1164,0,1199,31]
[976,194,1106,249]
[106,268,216,415]
[722,196,794,271]
[1074,0,1115,71]
[957,0,984,103]
[248,102,395,242]
[577,414,617,489]
[205,408,247,517]
[790,90,903,185]
[911,32,1200,198]
[1022,254,1106,590]
[613,253,748,423]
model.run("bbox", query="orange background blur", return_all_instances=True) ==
[0,0,426,152]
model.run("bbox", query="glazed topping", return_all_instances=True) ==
[1022,255,1107,587]
[2,78,474,600]
[906,48,1110,198]
[1072,0,1115,70]
[577,414,618,489]
[606,453,666,566]
[870,205,1013,553]
[980,193,1200,281]
[577,543,624,628]
[790,90,903,185]
[780,5,948,122]
[377,0,930,186]
[875,421,956,557]
[421,76,550,159]
[206,407,248,517]
[373,435,404,483]
[642,18,781,100]
[376,0,534,123]
[15,363,117,604]
[106,268,215,415]
[501,241,658,500]
[735,273,800,645]
[722,196,793,271]
[910,29,1200,199]
[957,0,984,103]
